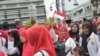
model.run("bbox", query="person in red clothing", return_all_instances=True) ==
[0,30,7,56]
[0,52,6,56]
[58,26,69,41]
[56,26,76,56]
[16,25,22,30]
[26,25,56,56]
[19,28,34,56]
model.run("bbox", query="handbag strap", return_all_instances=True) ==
[40,51,44,56]
[65,48,71,55]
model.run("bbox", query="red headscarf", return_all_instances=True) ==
[19,28,34,56]
[16,25,21,30]
[27,25,56,56]
[0,52,5,56]
[59,26,69,41]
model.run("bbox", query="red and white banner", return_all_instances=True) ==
[53,10,66,20]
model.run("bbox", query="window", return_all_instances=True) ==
[0,15,4,19]
[87,6,89,10]
[86,5,92,12]
[20,3,29,7]
[37,10,45,15]
[73,12,77,16]
[7,11,19,19]
[90,5,92,10]
[85,7,87,12]
[21,11,29,17]
[37,7,44,10]
[7,14,19,19]
[0,5,3,8]
[33,2,43,5]
[77,9,83,14]
[21,13,28,17]
[6,4,17,8]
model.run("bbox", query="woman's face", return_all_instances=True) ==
[8,34,14,41]
[82,26,89,35]
[60,28,67,36]
[72,25,78,33]
[20,35,26,43]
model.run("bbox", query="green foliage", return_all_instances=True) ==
[43,19,57,26]
[22,20,33,28]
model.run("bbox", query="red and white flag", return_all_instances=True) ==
[53,10,66,20]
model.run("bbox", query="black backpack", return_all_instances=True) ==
[54,38,71,56]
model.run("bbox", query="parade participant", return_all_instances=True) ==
[69,23,80,46]
[58,26,69,42]
[79,20,84,35]
[61,26,76,56]
[65,19,72,31]
[7,30,23,56]
[71,47,85,56]
[92,17,97,27]
[96,23,100,56]
[49,26,58,43]
[0,52,6,56]
[96,23,100,41]
[97,17,100,25]
[54,26,76,56]
[19,28,34,56]
[16,25,22,30]
[0,30,7,56]
[27,25,56,56]
[80,22,98,56]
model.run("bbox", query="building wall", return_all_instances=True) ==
[70,1,93,21]
[0,0,46,24]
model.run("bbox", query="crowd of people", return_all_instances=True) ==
[0,16,100,56]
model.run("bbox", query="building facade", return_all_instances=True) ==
[91,0,100,17]
[0,0,46,26]
[70,1,93,21]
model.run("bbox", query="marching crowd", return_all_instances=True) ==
[0,16,100,56]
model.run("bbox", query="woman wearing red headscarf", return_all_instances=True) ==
[58,26,69,41]
[27,25,56,56]
[19,28,34,56]
[58,26,76,56]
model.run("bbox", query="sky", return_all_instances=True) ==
[66,0,89,10]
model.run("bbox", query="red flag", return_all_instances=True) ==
[53,10,66,20]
